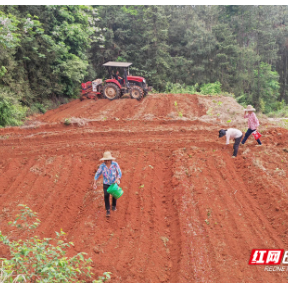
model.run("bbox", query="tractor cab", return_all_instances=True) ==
[103,61,132,88]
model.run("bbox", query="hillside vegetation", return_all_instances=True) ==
[2,5,288,126]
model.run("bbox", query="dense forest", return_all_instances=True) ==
[1,5,288,126]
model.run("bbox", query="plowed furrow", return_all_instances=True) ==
[165,195,183,282]
[55,102,93,120]
[234,157,288,245]
[135,150,156,280]
[46,101,93,122]
[205,155,262,282]
[8,156,50,212]
[132,150,166,282]
[0,158,38,208]
[219,154,285,248]
[40,100,79,121]
[224,160,284,247]
[90,99,131,120]
[0,158,22,197]
[37,155,73,236]
[78,99,111,120]
[131,97,152,119]
[141,96,158,117]
[74,100,104,118]
[50,155,91,233]
[184,158,218,282]
[143,151,171,282]
[201,154,263,282]
[206,152,285,282]
[54,157,101,256]
[172,149,213,282]
[41,99,109,122]
[106,99,139,119]
[152,95,170,118]
[33,155,65,222]
[71,100,111,119]
[112,150,148,282]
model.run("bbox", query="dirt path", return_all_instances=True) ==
[1,94,288,282]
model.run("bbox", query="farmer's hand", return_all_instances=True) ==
[115,178,120,185]
[93,182,97,190]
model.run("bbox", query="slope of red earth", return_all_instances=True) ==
[1,94,288,282]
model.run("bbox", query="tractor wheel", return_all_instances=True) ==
[103,83,120,100]
[130,86,144,101]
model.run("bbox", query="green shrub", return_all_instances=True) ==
[27,103,47,115]
[0,97,27,127]
[165,82,197,94]
[259,98,266,113]
[0,98,13,127]
[236,94,248,106]
[264,100,287,115]
[0,204,110,283]
[200,81,222,95]
[34,103,47,114]
[267,105,288,118]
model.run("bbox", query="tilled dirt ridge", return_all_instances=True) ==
[1,94,288,282]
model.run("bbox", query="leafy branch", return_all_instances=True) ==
[0,204,110,283]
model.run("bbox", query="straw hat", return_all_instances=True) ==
[244,105,256,112]
[100,151,115,161]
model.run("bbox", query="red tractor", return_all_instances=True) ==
[80,62,152,101]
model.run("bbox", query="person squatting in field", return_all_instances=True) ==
[219,128,243,158]
[93,151,122,217]
[241,104,262,146]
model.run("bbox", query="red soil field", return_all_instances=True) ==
[1,94,288,282]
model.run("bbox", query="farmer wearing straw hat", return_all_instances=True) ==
[241,105,262,146]
[93,151,122,217]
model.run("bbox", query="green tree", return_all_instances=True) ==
[252,62,280,113]
[141,6,170,91]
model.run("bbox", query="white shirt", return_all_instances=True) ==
[225,128,242,144]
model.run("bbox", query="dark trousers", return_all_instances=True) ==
[241,128,262,145]
[103,184,117,211]
[233,136,242,156]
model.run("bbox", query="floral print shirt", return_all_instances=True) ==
[244,112,259,130]
[94,161,122,185]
